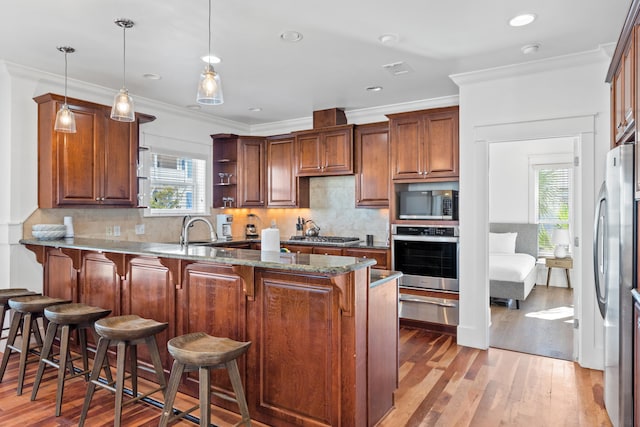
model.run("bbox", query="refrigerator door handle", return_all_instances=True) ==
[593,181,607,318]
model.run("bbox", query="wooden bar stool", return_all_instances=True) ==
[0,295,70,395]
[0,289,40,341]
[30,303,112,416]
[159,332,252,427]
[78,314,168,427]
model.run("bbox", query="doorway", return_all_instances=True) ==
[487,137,577,360]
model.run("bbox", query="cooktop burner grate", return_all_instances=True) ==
[289,236,360,243]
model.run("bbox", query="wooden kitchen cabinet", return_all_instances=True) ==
[387,106,459,181]
[266,134,309,207]
[612,32,635,145]
[34,93,155,208]
[354,122,390,208]
[295,124,354,176]
[343,247,390,270]
[312,246,344,256]
[177,262,249,404]
[211,134,266,208]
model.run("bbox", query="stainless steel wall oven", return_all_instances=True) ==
[392,225,459,326]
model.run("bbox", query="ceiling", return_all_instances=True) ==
[0,0,632,125]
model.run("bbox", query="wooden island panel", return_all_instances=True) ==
[25,244,396,427]
[177,262,249,406]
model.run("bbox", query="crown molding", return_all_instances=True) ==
[450,47,611,87]
[1,60,249,134]
[249,94,460,135]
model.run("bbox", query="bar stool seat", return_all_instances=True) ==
[0,289,40,340]
[79,314,168,427]
[159,332,252,427]
[0,295,70,395]
[30,303,112,416]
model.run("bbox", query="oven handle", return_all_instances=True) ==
[392,235,459,243]
[399,295,458,308]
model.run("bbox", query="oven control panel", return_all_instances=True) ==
[392,225,459,237]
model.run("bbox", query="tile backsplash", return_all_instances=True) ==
[24,176,390,246]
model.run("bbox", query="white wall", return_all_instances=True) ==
[452,49,612,370]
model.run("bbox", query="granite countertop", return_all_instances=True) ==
[370,269,402,288]
[20,237,375,275]
[198,236,390,250]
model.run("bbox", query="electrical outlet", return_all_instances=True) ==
[135,224,145,235]
[106,226,113,236]
[113,225,121,237]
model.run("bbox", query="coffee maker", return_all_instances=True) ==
[245,213,259,238]
[216,214,233,240]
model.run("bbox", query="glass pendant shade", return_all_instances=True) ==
[196,64,224,105]
[111,19,135,122]
[54,104,76,133]
[111,88,135,122]
[55,46,76,133]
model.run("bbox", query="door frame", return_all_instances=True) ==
[458,114,601,369]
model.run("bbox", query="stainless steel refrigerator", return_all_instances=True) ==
[594,143,635,427]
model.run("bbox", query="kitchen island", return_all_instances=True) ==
[21,237,399,427]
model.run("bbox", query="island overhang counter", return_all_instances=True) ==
[21,238,399,427]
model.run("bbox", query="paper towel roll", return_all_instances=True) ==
[261,228,280,252]
[63,216,74,238]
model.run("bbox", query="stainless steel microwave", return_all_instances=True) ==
[398,190,458,220]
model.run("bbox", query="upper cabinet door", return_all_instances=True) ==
[390,115,423,180]
[296,133,323,175]
[322,127,353,174]
[424,110,459,178]
[238,138,266,207]
[267,135,309,208]
[355,122,389,208]
[102,116,139,206]
[55,104,103,205]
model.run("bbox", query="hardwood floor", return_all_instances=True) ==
[490,285,574,360]
[0,327,610,426]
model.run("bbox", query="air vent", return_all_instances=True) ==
[382,61,414,76]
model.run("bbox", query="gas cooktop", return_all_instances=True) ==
[288,236,361,244]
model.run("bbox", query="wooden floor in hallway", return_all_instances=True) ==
[0,326,610,426]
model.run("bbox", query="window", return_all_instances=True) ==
[142,148,208,216]
[534,164,572,256]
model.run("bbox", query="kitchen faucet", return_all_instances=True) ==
[180,216,217,247]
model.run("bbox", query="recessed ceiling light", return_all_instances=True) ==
[366,86,383,92]
[248,107,262,112]
[521,43,540,54]
[186,104,201,110]
[200,55,221,64]
[509,13,536,27]
[142,73,162,80]
[280,30,303,42]
[378,34,399,45]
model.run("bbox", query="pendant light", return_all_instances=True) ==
[196,0,224,105]
[54,46,76,133]
[111,18,135,122]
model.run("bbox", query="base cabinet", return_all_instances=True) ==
[27,245,397,427]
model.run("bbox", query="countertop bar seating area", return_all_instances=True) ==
[16,237,401,426]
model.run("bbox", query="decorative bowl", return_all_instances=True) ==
[32,224,67,240]
[32,230,67,240]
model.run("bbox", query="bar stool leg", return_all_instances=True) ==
[0,311,22,382]
[114,340,127,427]
[199,366,211,427]
[30,320,58,402]
[78,327,89,381]
[226,359,251,426]
[79,336,109,427]
[158,360,185,427]
[54,324,72,416]
[145,335,167,394]
[16,311,36,395]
